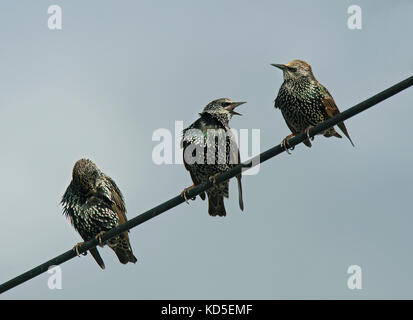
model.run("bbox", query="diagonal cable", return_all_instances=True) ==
[0,75,412,294]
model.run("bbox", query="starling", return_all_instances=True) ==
[181,98,245,217]
[272,60,354,150]
[61,158,137,269]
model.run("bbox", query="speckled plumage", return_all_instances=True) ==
[61,159,137,269]
[182,98,244,217]
[273,60,354,147]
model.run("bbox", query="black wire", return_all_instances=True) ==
[0,75,412,294]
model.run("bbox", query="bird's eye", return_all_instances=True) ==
[222,102,231,107]
[287,67,297,72]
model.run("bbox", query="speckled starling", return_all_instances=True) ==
[61,159,137,269]
[181,98,245,217]
[272,59,354,149]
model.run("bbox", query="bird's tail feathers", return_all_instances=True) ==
[89,247,105,269]
[237,174,244,211]
[303,138,312,148]
[109,235,137,264]
[113,245,137,264]
[208,192,226,217]
[337,122,355,147]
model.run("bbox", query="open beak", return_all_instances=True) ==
[271,63,286,70]
[225,101,246,116]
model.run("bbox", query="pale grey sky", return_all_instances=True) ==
[1,0,413,299]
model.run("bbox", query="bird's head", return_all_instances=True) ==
[271,59,315,81]
[72,158,100,193]
[200,98,246,123]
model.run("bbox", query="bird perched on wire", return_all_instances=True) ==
[61,158,137,269]
[272,59,354,152]
[181,98,245,217]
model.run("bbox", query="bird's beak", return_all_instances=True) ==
[225,101,246,116]
[271,63,286,71]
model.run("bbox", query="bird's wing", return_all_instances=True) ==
[225,126,240,165]
[321,97,340,119]
[318,84,340,118]
[319,85,355,147]
[104,176,127,224]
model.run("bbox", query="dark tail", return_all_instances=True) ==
[89,247,105,270]
[207,192,226,217]
[303,138,312,148]
[236,174,244,211]
[113,246,137,264]
[337,122,355,147]
[111,235,137,264]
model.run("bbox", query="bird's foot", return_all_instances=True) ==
[73,242,87,257]
[208,173,219,185]
[281,134,295,155]
[305,126,315,141]
[95,231,105,247]
[181,185,195,204]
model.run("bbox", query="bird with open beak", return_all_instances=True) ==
[181,98,245,217]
